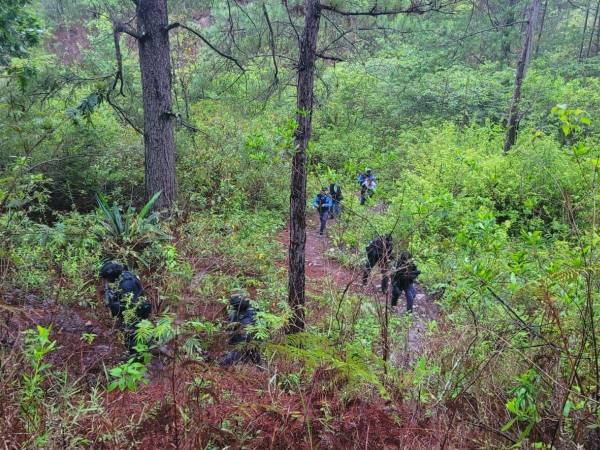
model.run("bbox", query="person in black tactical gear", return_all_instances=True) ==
[362,235,393,293]
[329,182,343,219]
[391,251,421,312]
[219,294,261,367]
[312,187,333,236]
[99,261,151,353]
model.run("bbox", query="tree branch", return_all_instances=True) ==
[316,52,344,62]
[111,28,125,96]
[114,22,144,40]
[106,91,143,135]
[321,0,459,16]
[166,22,245,72]
[263,4,279,85]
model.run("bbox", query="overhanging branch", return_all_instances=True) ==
[263,4,279,85]
[166,22,245,72]
[316,52,344,62]
[321,0,459,16]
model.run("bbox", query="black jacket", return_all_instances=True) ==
[392,259,420,289]
[367,235,393,260]
[106,271,150,319]
[228,305,257,345]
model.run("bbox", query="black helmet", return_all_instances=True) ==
[230,294,250,311]
[99,261,124,282]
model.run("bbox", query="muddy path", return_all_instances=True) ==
[279,214,440,367]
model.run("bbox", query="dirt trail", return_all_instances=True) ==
[280,215,440,367]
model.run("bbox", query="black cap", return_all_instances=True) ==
[230,294,250,311]
[99,261,124,282]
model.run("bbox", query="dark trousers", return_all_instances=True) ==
[331,200,341,218]
[219,348,261,367]
[362,251,389,293]
[109,301,151,354]
[392,283,416,312]
[360,186,373,205]
[360,185,368,205]
[318,209,330,234]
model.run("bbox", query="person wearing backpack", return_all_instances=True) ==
[329,182,343,218]
[390,251,421,312]
[219,294,261,367]
[362,234,393,293]
[312,187,333,235]
[100,260,151,354]
[358,168,376,205]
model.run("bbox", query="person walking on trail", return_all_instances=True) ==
[362,234,393,293]
[99,260,151,355]
[219,294,261,367]
[312,187,333,236]
[391,251,421,313]
[358,168,376,205]
[329,181,343,218]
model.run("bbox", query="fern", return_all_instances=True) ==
[269,332,388,399]
[553,265,600,283]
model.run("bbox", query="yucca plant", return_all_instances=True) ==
[95,192,172,267]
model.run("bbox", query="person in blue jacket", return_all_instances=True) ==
[358,168,376,205]
[312,187,333,235]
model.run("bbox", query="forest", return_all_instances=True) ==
[1,0,600,448]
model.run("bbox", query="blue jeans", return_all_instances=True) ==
[392,283,416,312]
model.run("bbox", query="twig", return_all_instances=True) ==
[166,22,245,72]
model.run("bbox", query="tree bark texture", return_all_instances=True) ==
[137,0,177,211]
[586,0,600,57]
[288,0,321,333]
[579,0,591,60]
[503,0,541,154]
[534,0,547,56]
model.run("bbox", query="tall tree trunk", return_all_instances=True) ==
[288,0,321,333]
[137,0,176,211]
[534,0,548,56]
[586,0,600,57]
[594,2,600,56]
[580,0,592,60]
[504,0,541,153]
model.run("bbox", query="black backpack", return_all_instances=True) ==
[330,184,343,201]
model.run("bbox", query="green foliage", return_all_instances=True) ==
[20,325,56,434]
[270,332,388,399]
[95,192,172,268]
[0,0,43,65]
[107,360,148,392]
[3,2,600,447]
[502,369,542,443]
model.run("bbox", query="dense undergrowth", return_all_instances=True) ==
[2,1,600,449]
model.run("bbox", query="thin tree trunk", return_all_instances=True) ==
[502,0,518,63]
[580,0,592,60]
[595,3,600,55]
[288,0,321,333]
[534,0,548,56]
[586,0,600,57]
[504,0,541,153]
[137,0,177,211]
